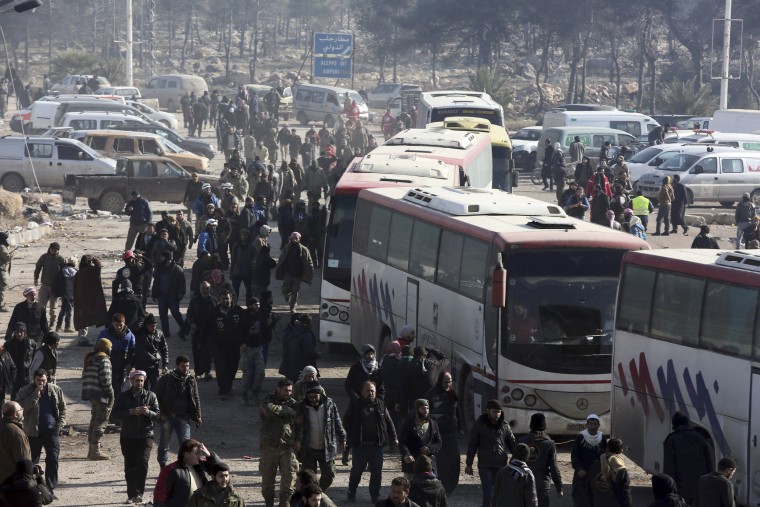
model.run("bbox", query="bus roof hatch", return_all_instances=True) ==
[402,187,566,217]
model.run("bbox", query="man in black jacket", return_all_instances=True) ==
[408,456,448,507]
[517,413,563,507]
[112,369,161,504]
[664,411,714,506]
[186,283,217,380]
[108,280,147,334]
[204,290,245,399]
[344,380,398,504]
[133,314,169,390]
[5,287,48,344]
[152,438,218,507]
[345,344,385,401]
[398,399,442,478]
[465,399,516,507]
[151,251,186,339]
[375,476,421,507]
[4,322,37,400]
[154,355,202,470]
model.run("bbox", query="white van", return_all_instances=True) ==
[140,74,208,112]
[627,144,732,184]
[125,100,179,129]
[711,109,760,134]
[0,136,116,192]
[542,110,659,141]
[292,84,369,127]
[635,146,750,206]
[683,132,760,151]
[61,112,149,131]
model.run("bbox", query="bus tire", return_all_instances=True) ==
[459,367,476,435]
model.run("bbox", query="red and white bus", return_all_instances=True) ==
[320,127,494,347]
[612,249,760,504]
[351,186,649,433]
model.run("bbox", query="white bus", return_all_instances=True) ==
[612,249,760,505]
[416,90,505,128]
[320,129,494,347]
[351,186,649,433]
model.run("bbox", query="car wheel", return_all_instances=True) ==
[99,192,125,214]
[159,120,172,128]
[751,189,760,207]
[87,198,98,211]
[167,99,176,113]
[719,201,735,209]
[297,112,308,126]
[325,115,335,128]
[1,173,24,192]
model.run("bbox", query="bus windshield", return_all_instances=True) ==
[324,194,357,292]
[492,145,510,174]
[502,249,626,374]
[430,108,504,127]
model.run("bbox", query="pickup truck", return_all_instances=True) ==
[63,155,219,213]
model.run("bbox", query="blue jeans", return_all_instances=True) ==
[158,294,185,336]
[29,431,59,492]
[479,466,500,507]
[349,444,384,498]
[158,415,192,467]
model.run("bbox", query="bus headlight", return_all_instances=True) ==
[511,389,524,401]
[502,396,511,404]
[321,303,328,309]
[524,395,537,407]
[329,306,339,316]
[501,386,510,394]
[338,311,349,322]
[321,312,329,319]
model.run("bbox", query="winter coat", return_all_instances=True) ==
[252,248,277,286]
[33,252,65,287]
[571,432,607,473]
[81,353,113,402]
[107,291,146,333]
[133,326,169,371]
[151,262,186,301]
[5,302,48,342]
[4,338,37,391]
[409,474,449,507]
[112,388,160,439]
[187,482,245,507]
[278,323,318,382]
[275,241,314,284]
[398,417,442,474]
[16,382,66,437]
[297,396,346,462]
[696,472,735,507]
[154,369,202,422]
[345,361,384,401]
[663,425,714,502]
[517,431,563,492]
[260,393,299,451]
[343,397,397,448]
[425,386,460,434]
[0,348,16,394]
[466,413,516,469]
[152,452,220,507]
[0,419,31,483]
[0,471,52,507]
[126,197,153,225]
[230,240,256,279]
[97,326,135,370]
[490,458,538,507]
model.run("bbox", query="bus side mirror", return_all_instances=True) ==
[692,165,704,174]
[492,256,507,308]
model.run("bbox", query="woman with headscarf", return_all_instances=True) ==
[648,474,688,507]
[73,256,107,347]
[425,371,461,493]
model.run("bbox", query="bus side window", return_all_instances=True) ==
[409,220,440,282]
[616,266,655,334]
[651,272,703,346]
[367,206,391,262]
[459,238,488,300]
[436,230,463,290]
[387,213,413,272]
[701,281,755,358]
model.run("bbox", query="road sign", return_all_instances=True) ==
[313,33,353,56]
[313,57,353,80]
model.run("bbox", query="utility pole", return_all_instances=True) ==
[126,0,133,86]
[719,0,732,110]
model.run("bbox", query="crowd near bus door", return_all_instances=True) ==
[749,368,760,504]
[406,279,419,334]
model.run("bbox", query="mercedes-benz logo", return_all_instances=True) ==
[577,398,589,411]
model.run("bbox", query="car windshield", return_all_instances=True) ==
[629,147,663,163]
[659,154,700,171]
[72,139,103,159]
[512,128,541,141]
[162,139,186,153]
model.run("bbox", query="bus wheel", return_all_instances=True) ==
[460,368,476,435]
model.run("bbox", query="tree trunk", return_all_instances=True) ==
[566,36,582,104]
[250,10,259,82]
[431,46,437,89]
[169,2,174,60]
[535,32,551,112]
[180,6,193,70]
[580,56,587,102]
[745,47,760,108]
[224,7,233,80]
[378,53,386,84]
[646,52,656,114]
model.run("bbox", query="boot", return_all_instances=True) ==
[88,442,110,460]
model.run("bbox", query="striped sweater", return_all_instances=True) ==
[82,354,113,402]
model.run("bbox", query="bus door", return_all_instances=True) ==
[406,279,418,333]
[749,368,760,504]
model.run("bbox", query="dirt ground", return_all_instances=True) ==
[1,108,735,506]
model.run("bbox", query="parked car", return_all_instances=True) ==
[95,86,142,99]
[140,74,208,112]
[0,136,116,192]
[511,126,543,170]
[367,83,422,109]
[60,111,149,131]
[51,75,110,94]
[62,155,219,213]
[244,84,292,120]
[125,100,178,129]
[292,84,369,127]
[111,123,215,159]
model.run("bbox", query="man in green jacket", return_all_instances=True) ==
[187,461,246,506]
[275,232,314,313]
[260,377,299,507]
[33,242,65,326]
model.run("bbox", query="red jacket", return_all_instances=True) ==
[586,173,612,198]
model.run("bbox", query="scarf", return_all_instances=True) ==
[580,429,603,449]
[361,357,377,374]
[507,459,529,479]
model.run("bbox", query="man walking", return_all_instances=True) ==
[0,231,15,312]
[206,290,245,399]
[98,313,136,402]
[490,443,538,507]
[465,399,517,507]
[124,191,154,252]
[569,136,585,164]
[6,286,48,344]
[0,400,31,483]
[82,338,114,461]
[375,477,421,507]
[736,192,757,248]
[151,251,186,339]
[4,322,37,400]
[113,369,161,505]
[260,377,299,507]
[33,242,65,326]
[663,411,713,506]
[17,368,66,499]
[186,281,217,381]
[296,380,346,492]
[398,399,442,479]
[275,232,314,313]
[154,355,202,469]
[697,457,736,507]
[570,414,607,507]
[517,413,563,507]
[344,380,398,504]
